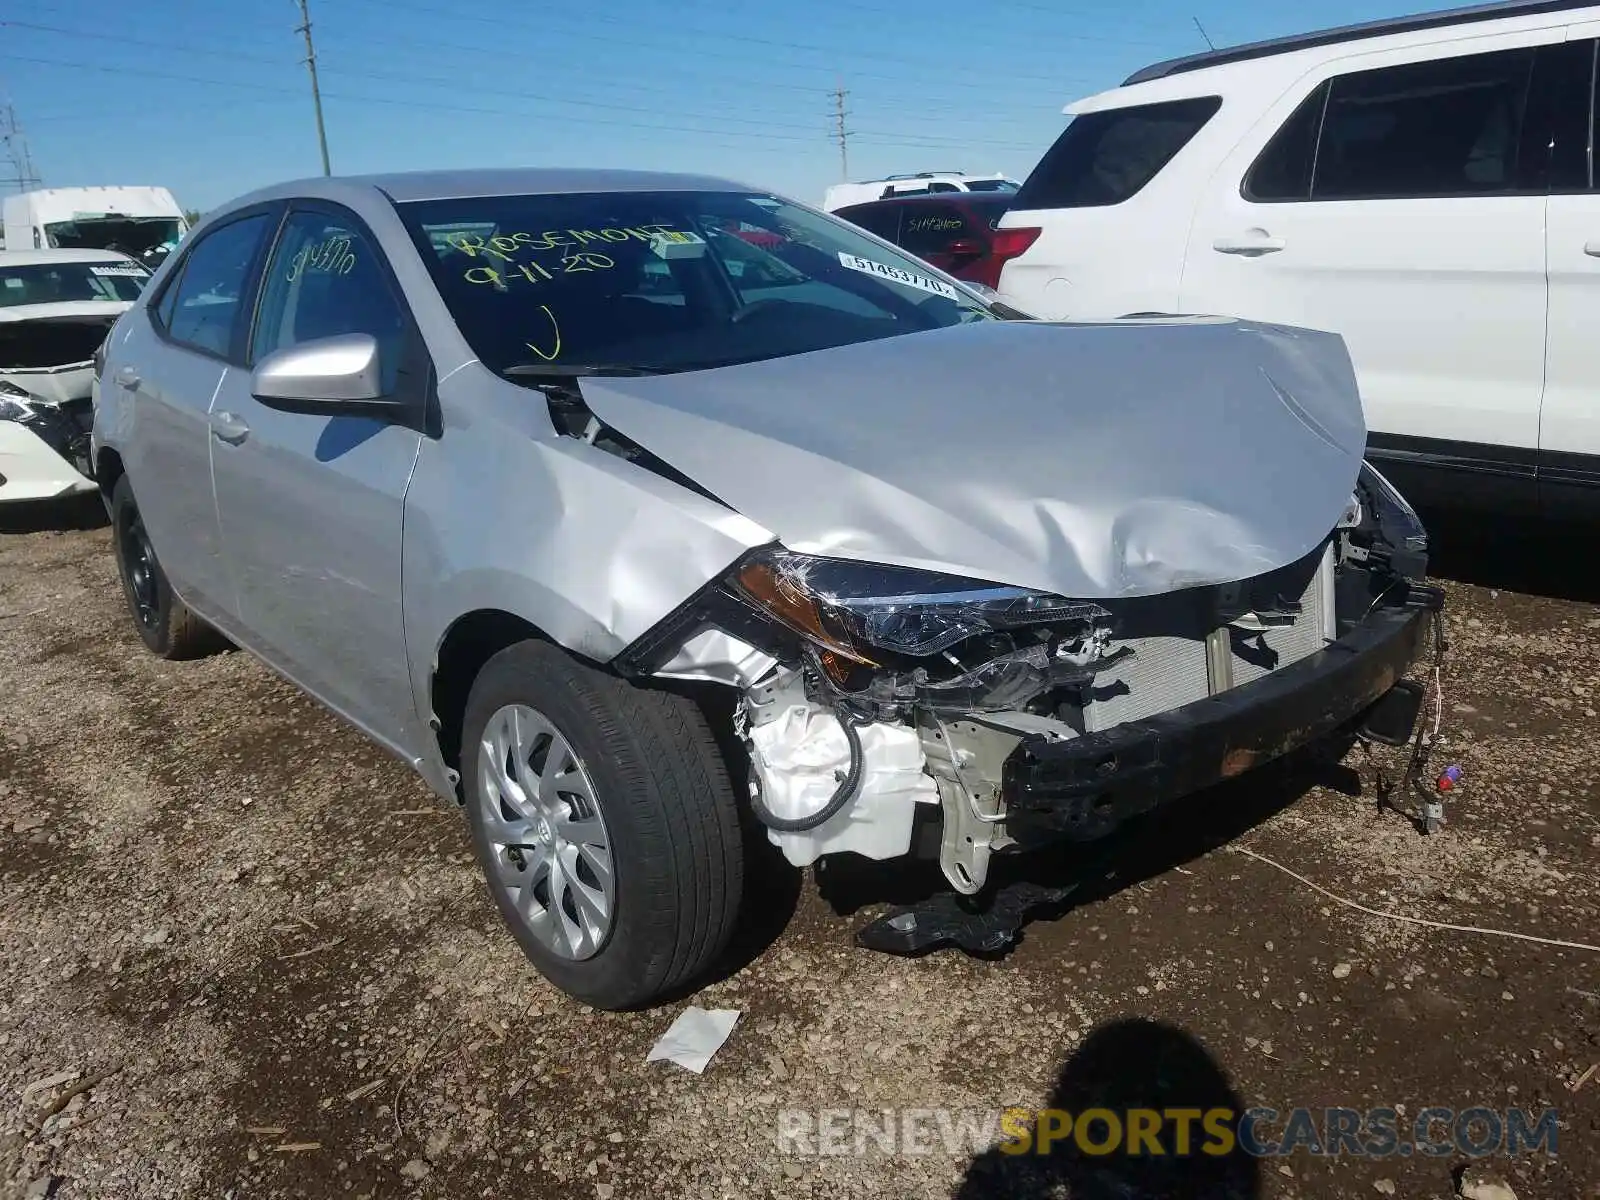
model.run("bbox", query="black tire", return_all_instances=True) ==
[110,475,226,660]
[461,640,743,1010]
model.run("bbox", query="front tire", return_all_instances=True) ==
[110,476,225,660]
[461,640,743,1010]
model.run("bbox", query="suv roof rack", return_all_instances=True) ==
[1123,0,1591,85]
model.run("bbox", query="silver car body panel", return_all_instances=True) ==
[581,315,1367,600]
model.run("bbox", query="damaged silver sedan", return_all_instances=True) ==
[91,169,1442,1009]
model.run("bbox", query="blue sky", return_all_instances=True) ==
[4,0,1456,212]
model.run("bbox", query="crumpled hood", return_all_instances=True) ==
[580,317,1368,599]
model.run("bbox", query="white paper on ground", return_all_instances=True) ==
[645,1006,741,1074]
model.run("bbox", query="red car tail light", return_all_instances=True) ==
[971,226,1041,291]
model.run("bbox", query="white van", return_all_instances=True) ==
[995,0,1600,520]
[822,172,1019,212]
[2,187,188,270]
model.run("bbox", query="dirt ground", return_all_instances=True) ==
[1,497,1596,1200]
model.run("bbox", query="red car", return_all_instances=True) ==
[832,193,1022,290]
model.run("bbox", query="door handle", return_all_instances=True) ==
[114,367,141,389]
[1584,241,1600,257]
[1213,233,1286,256]
[211,411,250,445]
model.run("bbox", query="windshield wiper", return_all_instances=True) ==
[502,363,669,378]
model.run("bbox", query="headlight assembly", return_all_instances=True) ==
[733,549,1108,668]
[0,380,40,423]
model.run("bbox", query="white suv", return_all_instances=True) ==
[996,0,1600,520]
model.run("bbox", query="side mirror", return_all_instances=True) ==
[944,238,985,258]
[251,333,395,414]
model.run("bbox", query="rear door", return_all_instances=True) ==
[1181,34,1571,513]
[1540,29,1600,517]
[209,202,428,749]
[120,207,279,619]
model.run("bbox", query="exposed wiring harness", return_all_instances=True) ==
[747,702,870,833]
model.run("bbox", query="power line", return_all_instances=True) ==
[0,22,1053,153]
[294,0,332,175]
[331,0,1105,94]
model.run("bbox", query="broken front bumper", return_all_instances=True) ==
[1001,582,1442,843]
[0,398,96,502]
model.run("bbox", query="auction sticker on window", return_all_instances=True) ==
[90,265,148,277]
[837,252,961,300]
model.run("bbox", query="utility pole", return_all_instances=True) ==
[295,0,332,175]
[831,78,851,181]
[1,100,42,193]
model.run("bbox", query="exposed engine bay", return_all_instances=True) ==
[610,454,1436,897]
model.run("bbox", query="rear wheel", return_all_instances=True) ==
[110,476,225,660]
[461,640,743,1009]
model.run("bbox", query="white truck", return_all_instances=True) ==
[1,187,189,269]
[821,172,1019,212]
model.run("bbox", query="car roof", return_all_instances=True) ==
[222,167,759,211]
[840,193,1011,211]
[1124,0,1593,84]
[0,248,143,267]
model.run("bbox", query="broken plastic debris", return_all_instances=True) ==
[645,1005,740,1074]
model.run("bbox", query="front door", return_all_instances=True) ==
[1181,36,1568,513]
[209,203,427,749]
[1541,29,1600,518]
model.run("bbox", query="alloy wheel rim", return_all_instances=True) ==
[477,704,616,961]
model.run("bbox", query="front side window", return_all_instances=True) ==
[1013,96,1223,209]
[0,259,150,307]
[252,209,406,392]
[398,190,994,376]
[161,213,273,359]
[1312,47,1537,199]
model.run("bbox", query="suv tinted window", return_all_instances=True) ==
[1013,96,1222,209]
[898,203,973,256]
[1312,47,1537,199]
[836,205,902,241]
[252,209,407,392]
[163,214,273,358]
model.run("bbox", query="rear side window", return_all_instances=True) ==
[162,214,273,359]
[1013,96,1223,209]
[898,203,973,256]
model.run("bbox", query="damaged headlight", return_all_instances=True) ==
[0,380,40,422]
[734,549,1107,666]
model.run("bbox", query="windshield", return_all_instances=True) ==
[397,190,995,375]
[43,217,183,266]
[0,259,150,307]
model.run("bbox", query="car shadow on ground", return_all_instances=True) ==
[0,492,107,535]
[1419,506,1600,603]
[956,1016,1263,1200]
[813,738,1368,942]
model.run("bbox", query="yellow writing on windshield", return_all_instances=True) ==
[463,251,616,287]
[525,305,562,361]
[446,224,681,262]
